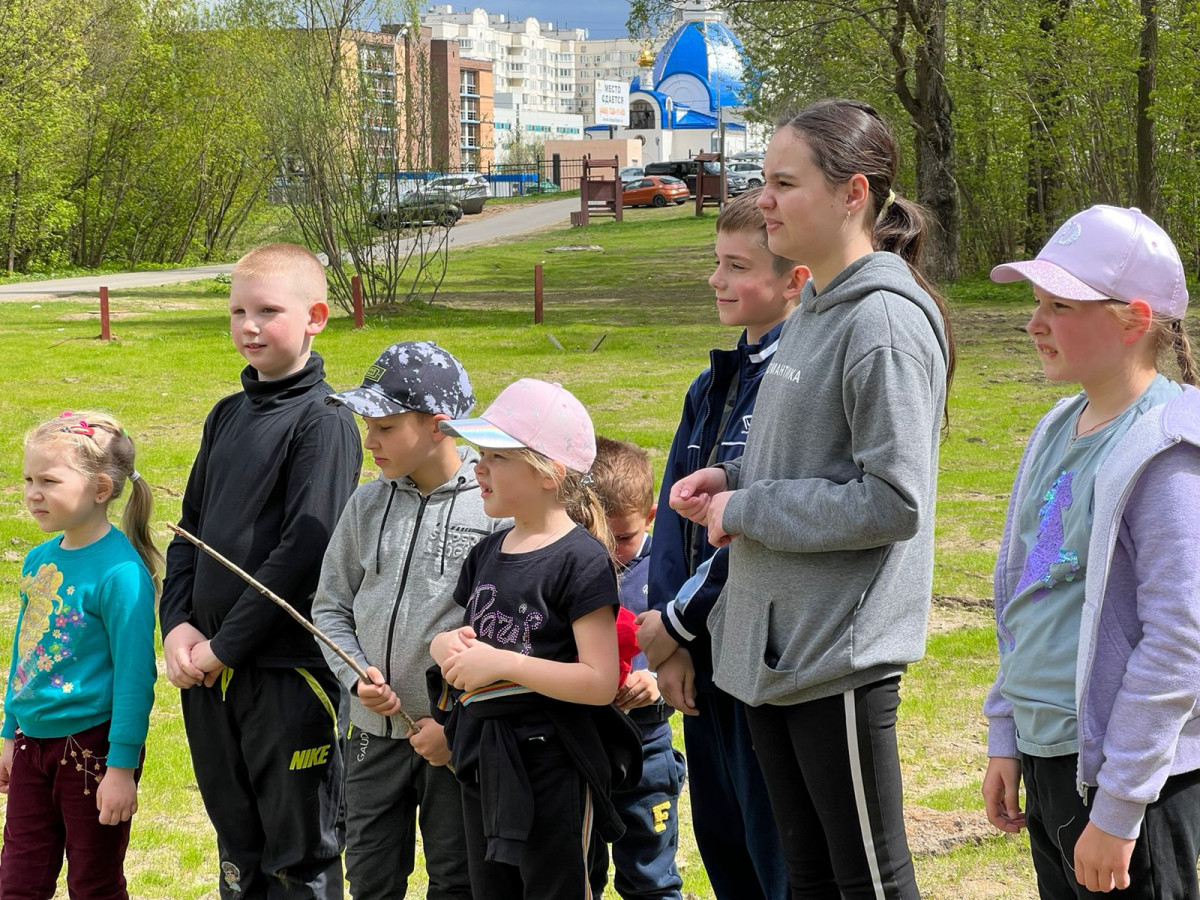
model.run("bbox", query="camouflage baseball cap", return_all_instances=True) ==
[327,341,475,418]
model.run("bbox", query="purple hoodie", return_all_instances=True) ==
[985,385,1200,839]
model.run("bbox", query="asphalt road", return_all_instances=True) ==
[0,198,578,299]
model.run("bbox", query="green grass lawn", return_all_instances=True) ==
[2,204,1157,898]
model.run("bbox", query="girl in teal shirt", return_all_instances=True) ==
[1,411,160,898]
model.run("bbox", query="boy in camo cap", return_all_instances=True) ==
[313,340,505,899]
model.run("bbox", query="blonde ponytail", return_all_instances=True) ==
[122,473,164,589]
[1172,319,1199,387]
[511,448,618,565]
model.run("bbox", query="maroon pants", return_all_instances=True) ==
[0,721,141,900]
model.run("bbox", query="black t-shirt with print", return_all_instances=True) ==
[453,525,618,663]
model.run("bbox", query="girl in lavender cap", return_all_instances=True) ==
[984,205,1200,897]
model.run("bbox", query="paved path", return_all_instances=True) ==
[0,198,577,299]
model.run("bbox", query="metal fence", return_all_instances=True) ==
[268,157,613,204]
[392,157,595,197]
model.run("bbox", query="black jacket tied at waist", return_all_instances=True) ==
[427,666,643,865]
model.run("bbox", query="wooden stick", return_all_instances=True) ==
[168,523,419,732]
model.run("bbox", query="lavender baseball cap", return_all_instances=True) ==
[990,205,1188,318]
[438,378,597,474]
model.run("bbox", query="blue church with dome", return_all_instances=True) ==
[585,15,754,162]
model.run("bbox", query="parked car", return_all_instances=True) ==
[527,180,560,194]
[426,173,489,214]
[728,162,764,186]
[619,166,645,181]
[644,159,747,197]
[725,172,751,195]
[369,188,463,229]
[623,175,689,208]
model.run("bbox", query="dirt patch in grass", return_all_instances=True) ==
[58,302,203,320]
[907,805,993,856]
[929,594,993,633]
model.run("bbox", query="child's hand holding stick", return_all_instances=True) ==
[167,524,419,732]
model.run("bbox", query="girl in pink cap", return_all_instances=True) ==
[429,378,642,899]
[984,205,1200,897]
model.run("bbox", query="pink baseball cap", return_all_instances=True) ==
[990,205,1188,319]
[438,378,597,474]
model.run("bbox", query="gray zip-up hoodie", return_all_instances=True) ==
[313,447,504,737]
[986,387,1200,839]
[712,252,949,707]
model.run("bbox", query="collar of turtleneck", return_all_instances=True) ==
[240,352,327,413]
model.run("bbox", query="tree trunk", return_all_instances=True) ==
[6,167,19,275]
[906,0,960,280]
[1026,0,1071,252]
[1136,0,1158,215]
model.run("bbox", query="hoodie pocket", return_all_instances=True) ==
[710,591,799,702]
[763,601,788,671]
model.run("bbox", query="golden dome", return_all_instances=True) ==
[637,45,656,67]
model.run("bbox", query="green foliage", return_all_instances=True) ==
[633,0,1200,276]
[0,0,282,273]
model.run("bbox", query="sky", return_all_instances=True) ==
[456,1,635,37]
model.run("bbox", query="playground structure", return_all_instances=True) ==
[571,157,624,227]
[693,152,726,215]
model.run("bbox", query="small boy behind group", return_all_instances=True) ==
[636,190,809,899]
[160,242,363,899]
[313,340,504,899]
[590,435,687,900]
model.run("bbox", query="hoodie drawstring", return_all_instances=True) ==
[376,482,397,575]
[440,476,467,576]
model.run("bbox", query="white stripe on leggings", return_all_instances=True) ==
[845,690,887,900]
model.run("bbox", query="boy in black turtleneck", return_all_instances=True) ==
[160,242,362,900]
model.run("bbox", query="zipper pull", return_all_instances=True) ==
[1080,781,1090,807]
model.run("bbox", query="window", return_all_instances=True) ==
[629,99,655,130]
[461,70,478,95]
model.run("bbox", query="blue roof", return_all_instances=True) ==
[652,20,745,110]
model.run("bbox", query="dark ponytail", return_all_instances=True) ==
[777,99,956,427]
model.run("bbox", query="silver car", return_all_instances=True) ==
[426,174,489,214]
[728,162,764,187]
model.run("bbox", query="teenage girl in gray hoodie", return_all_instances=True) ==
[670,99,954,899]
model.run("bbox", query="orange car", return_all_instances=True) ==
[622,175,690,208]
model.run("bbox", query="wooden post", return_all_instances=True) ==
[99,286,112,341]
[351,275,364,329]
[534,264,544,324]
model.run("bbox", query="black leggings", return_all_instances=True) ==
[744,677,920,899]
